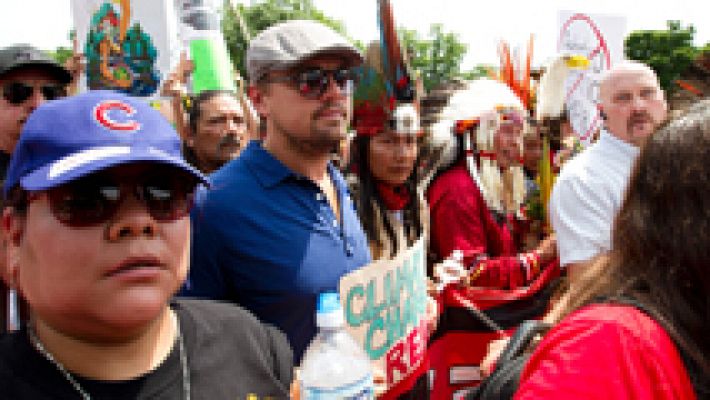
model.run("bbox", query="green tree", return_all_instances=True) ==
[49,30,76,65]
[49,47,73,65]
[461,64,492,81]
[399,24,467,91]
[222,0,348,79]
[625,20,698,93]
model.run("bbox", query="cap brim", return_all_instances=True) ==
[2,61,72,84]
[18,145,208,192]
[308,46,363,66]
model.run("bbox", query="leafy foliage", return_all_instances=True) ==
[399,24,467,91]
[49,47,74,65]
[461,65,492,81]
[221,0,348,79]
[625,20,699,93]
[48,30,75,65]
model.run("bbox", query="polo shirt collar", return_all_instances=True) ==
[244,141,294,188]
[244,140,345,190]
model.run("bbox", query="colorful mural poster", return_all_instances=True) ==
[72,0,181,97]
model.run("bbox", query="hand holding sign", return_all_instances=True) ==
[433,249,467,292]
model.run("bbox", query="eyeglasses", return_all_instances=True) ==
[26,170,198,228]
[263,68,356,99]
[2,82,67,105]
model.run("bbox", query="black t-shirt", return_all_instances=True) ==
[0,299,293,399]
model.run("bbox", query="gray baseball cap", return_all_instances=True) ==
[0,44,71,84]
[246,19,362,83]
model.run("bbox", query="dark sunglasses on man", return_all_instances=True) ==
[2,81,67,105]
[11,167,199,228]
[262,67,357,100]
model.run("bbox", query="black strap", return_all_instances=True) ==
[465,320,550,400]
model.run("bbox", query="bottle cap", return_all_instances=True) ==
[316,292,345,328]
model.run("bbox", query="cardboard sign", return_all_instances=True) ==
[558,11,626,146]
[339,237,428,387]
[71,0,181,97]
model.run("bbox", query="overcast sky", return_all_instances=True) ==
[1,0,708,69]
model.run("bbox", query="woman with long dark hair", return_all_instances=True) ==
[347,39,430,400]
[349,113,425,260]
[515,100,710,399]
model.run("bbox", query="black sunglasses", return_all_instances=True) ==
[264,68,357,99]
[26,170,198,228]
[2,82,67,105]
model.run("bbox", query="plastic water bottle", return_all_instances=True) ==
[299,292,374,399]
[175,0,235,94]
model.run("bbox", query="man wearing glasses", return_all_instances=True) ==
[0,45,71,163]
[184,20,371,363]
[0,44,71,333]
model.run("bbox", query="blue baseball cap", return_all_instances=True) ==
[4,90,207,196]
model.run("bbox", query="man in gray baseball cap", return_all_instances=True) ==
[0,44,72,333]
[0,44,71,156]
[184,19,371,363]
[246,19,362,83]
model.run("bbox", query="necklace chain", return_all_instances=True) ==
[28,313,191,400]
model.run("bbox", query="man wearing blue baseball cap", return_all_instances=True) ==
[184,19,372,363]
[0,90,293,399]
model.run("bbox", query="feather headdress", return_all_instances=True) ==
[438,78,527,216]
[352,0,418,136]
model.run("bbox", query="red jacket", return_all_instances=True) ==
[426,162,560,399]
[516,304,696,400]
[428,162,534,289]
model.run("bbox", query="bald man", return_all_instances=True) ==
[549,61,668,284]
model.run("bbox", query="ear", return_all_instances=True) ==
[2,208,25,289]
[185,134,195,149]
[596,103,605,115]
[248,85,269,118]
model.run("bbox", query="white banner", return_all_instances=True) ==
[339,237,428,388]
[557,11,626,146]
[71,0,181,97]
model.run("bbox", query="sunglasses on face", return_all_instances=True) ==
[265,68,356,99]
[26,170,198,228]
[1,82,67,105]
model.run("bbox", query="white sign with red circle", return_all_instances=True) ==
[558,11,626,146]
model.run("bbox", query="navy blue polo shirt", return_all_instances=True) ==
[183,140,371,362]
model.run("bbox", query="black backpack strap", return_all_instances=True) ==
[494,320,551,366]
[465,320,550,400]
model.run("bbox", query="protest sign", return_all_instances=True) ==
[71,0,181,97]
[558,11,626,145]
[339,237,428,388]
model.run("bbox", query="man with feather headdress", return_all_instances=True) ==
[424,43,560,398]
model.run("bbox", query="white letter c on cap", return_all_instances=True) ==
[94,100,141,132]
